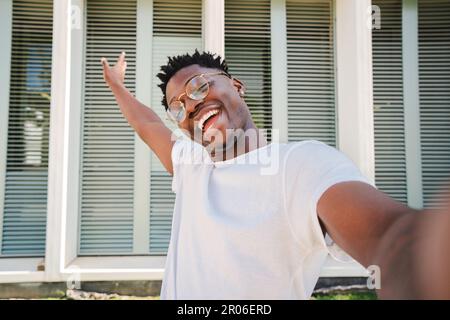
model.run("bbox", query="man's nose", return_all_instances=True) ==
[184,96,201,116]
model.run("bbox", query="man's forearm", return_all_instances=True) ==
[374,205,450,299]
[373,210,423,299]
[109,82,163,132]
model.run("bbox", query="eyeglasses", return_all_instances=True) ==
[166,72,231,123]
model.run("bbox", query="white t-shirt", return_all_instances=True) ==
[160,137,373,300]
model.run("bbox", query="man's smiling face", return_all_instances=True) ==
[165,64,249,149]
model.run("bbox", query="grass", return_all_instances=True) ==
[311,291,377,300]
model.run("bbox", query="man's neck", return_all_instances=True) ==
[210,118,268,162]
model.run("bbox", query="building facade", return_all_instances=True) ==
[0,0,448,284]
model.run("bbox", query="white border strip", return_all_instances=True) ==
[133,0,152,254]
[45,0,72,281]
[402,0,423,209]
[271,0,288,144]
[335,0,375,183]
[202,0,224,57]
[64,0,85,268]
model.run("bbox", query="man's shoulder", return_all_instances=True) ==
[275,139,344,171]
[281,140,336,157]
[286,139,328,148]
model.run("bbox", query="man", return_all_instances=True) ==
[101,50,449,300]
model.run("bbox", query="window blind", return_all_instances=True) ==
[2,0,53,256]
[224,0,272,139]
[286,0,336,146]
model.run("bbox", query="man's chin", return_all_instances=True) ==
[195,127,224,146]
[202,139,224,153]
[192,126,240,156]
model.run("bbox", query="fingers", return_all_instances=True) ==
[118,51,126,65]
[101,52,125,69]
[101,57,109,69]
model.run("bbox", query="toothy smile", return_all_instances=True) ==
[197,108,220,132]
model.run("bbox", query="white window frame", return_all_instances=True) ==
[402,0,423,209]
[0,258,46,282]
[133,0,152,255]
[203,0,224,56]
[271,0,289,144]
[44,0,73,281]
[335,0,375,182]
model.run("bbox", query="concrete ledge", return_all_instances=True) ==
[79,280,162,297]
[0,280,162,299]
[0,282,67,299]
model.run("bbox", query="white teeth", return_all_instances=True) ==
[197,109,220,132]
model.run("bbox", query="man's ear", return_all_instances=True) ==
[232,78,246,96]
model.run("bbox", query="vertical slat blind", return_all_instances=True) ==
[149,0,202,254]
[2,0,53,256]
[79,0,137,255]
[286,0,336,146]
[418,0,450,208]
[372,0,407,203]
[224,0,272,139]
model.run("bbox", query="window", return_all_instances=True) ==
[1,0,53,257]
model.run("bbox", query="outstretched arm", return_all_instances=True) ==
[101,52,175,175]
[317,181,450,299]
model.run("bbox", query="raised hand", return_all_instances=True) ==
[101,51,127,89]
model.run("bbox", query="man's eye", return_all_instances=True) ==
[194,82,209,93]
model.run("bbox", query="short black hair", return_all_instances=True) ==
[157,49,229,110]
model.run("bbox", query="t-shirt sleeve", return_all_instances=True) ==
[170,138,186,193]
[283,140,376,257]
[170,136,211,193]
